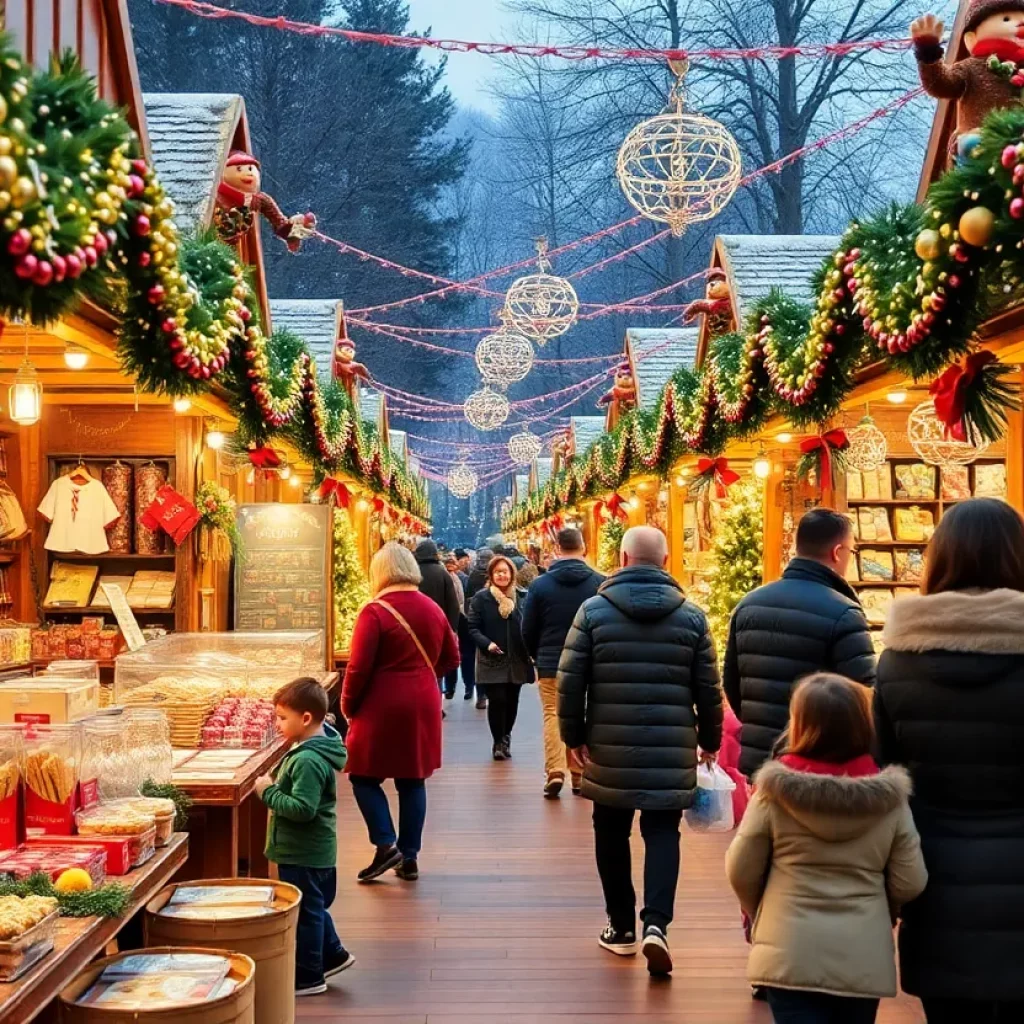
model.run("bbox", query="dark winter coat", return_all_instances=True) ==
[415,540,460,630]
[723,558,876,779]
[464,549,493,608]
[521,558,604,676]
[467,586,534,687]
[876,588,1024,1000]
[557,565,723,811]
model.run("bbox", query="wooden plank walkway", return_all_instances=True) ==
[300,690,925,1024]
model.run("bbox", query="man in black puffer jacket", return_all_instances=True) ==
[558,526,722,977]
[723,507,875,779]
[414,539,460,631]
[522,527,603,799]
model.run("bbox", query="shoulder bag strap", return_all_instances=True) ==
[373,599,435,674]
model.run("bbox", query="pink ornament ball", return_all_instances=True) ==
[7,228,31,255]
[1011,197,1024,219]
[51,255,66,282]
[83,245,98,267]
[173,351,190,369]
[93,233,108,254]
[127,174,145,198]
[14,253,37,279]
[134,215,151,237]
[66,253,83,278]
[138,251,151,267]
[147,284,165,304]
[1003,145,1019,168]
[32,260,54,286]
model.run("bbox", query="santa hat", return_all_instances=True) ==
[966,0,1024,33]
[226,150,261,169]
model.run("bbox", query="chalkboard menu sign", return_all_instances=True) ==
[233,504,332,640]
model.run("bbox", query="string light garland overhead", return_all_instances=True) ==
[617,59,742,237]
[504,238,580,345]
[475,316,535,387]
[154,2,913,63]
[464,386,511,431]
[508,429,543,466]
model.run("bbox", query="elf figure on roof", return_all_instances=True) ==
[214,150,317,253]
[913,1,1024,162]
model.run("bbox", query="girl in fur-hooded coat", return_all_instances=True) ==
[727,673,926,1011]
[876,586,1024,1004]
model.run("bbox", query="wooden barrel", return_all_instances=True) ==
[59,947,254,1023]
[144,879,300,1024]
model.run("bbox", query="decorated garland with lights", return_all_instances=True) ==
[0,39,428,520]
[333,507,369,652]
[505,107,1024,532]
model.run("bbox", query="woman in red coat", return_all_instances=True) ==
[342,541,459,883]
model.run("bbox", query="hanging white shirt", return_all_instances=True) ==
[38,476,121,554]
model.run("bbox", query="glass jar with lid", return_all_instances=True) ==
[124,708,173,787]
[81,716,131,801]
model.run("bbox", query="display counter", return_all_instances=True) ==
[0,833,188,1024]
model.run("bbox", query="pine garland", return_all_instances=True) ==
[0,871,131,918]
[597,519,625,574]
[333,508,369,652]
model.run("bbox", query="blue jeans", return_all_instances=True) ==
[765,989,878,1024]
[276,864,347,988]
[349,776,427,858]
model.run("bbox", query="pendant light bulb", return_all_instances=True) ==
[63,344,88,370]
[173,397,192,414]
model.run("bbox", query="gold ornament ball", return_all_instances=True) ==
[958,206,995,248]
[0,155,16,190]
[10,175,36,208]
[915,229,942,262]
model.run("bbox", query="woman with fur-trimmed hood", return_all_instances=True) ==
[876,497,1024,1023]
[727,674,926,1022]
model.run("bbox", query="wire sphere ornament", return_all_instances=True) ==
[845,414,888,472]
[464,386,511,431]
[475,319,535,387]
[447,460,479,499]
[508,429,543,466]
[616,59,742,237]
[504,238,579,345]
[907,399,991,467]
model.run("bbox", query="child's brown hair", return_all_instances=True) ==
[788,673,873,763]
[273,677,329,721]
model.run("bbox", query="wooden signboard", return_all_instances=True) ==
[98,583,146,652]
[233,504,332,647]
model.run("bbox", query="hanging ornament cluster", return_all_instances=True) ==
[475,315,534,387]
[508,429,542,466]
[908,398,990,468]
[464,386,510,431]
[447,455,479,499]
[503,238,579,345]
[845,412,888,472]
[616,59,741,237]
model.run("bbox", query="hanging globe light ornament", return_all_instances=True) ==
[907,399,991,468]
[464,385,511,431]
[508,428,543,466]
[845,413,888,472]
[616,58,742,237]
[447,457,479,499]
[475,315,535,387]
[504,237,579,345]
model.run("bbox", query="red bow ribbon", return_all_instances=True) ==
[799,430,849,493]
[930,351,997,442]
[696,457,740,499]
[598,494,628,521]
[317,478,350,507]
[248,446,282,470]
[372,497,385,514]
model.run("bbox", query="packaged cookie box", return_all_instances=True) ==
[103,796,177,847]
[75,805,157,868]
[0,904,59,982]
[0,841,106,883]
[18,723,83,837]
[0,677,99,725]
[29,833,136,876]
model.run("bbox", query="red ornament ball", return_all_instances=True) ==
[65,253,83,278]
[147,284,165,305]
[14,253,37,279]
[83,245,98,267]
[138,251,151,267]
[7,228,31,255]
[32,260,54,286]
[51,255,66,282]
[134,215,151,237]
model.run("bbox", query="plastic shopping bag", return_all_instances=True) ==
[684,761,737,833]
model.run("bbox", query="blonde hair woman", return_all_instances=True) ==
[341,542,459,882]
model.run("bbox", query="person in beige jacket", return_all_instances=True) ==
[726,673,927,1024]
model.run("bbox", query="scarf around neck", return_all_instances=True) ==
[490,584,516,619]
[973,37,1024,64]
[779,753,879,778]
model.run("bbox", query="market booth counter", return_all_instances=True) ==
[0,834,188,1024]
[112,631,337,880]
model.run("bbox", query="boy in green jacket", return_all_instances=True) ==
[255,677,351,996]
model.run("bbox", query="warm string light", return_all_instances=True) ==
[153,2,914,63]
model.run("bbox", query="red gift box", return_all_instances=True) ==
[0,786,24,851]
[140,485,201,545]
[29,834,133,876]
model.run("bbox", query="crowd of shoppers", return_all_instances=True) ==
[292,495,1024,1023]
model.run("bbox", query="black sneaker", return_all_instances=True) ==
[463,691,474,700]
[492,744,506,761]
[641,924,673,975]
[502,735,511,758]
[598,920,638,956]
[444,691,455,700]
[295,981,328,996]
[544,774,564,798]
[395,858,419,880]
[324,951,356,980]
[358,845,403,882]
